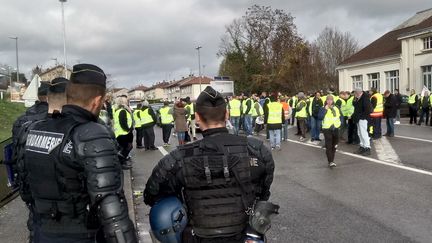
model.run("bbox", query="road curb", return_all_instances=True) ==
[123,169,135,225]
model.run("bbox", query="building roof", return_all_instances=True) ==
[179,76,212,87]
[129,85,148,92]
[111,88,127,93]
[145,81,170,91]
[340,9,432,66]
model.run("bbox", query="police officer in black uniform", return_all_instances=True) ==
[144,86,275,243]
[14,64,137,243]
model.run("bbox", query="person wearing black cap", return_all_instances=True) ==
[144,86,275,242]
[14,64,137,243]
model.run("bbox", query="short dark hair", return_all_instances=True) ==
[196,104,226,123]
[66,82,106,106]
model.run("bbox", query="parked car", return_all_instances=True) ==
[399,95,410,117]
[129,99,142,110]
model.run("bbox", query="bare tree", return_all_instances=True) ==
[314,27,360,83]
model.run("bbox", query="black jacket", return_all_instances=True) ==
[384,94,397,118]
[141,106,158,128]
[143,127,275,206]
[311,97,324,118]
[395,93,403,109]
[353,92,372,123]
[12,101,48,145]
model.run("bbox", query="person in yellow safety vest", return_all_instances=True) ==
[280,96,291,141]
[318,95,342,168]
[295,92,308,141]
[133,103,144,148]
[242,92,254,136]
[113,95,134,168]
[228,95,242,135]
[407,89,419,124]
[288,95,298,125]
[344,92,359,144]
[251,95,264,134]
[369,87,383,139]
[159,101,174,146]
[309,91,324,142]
[184,97,197,141]
[265,94,284,150]
[336,91,348,139]
[141,100,158,150]
[417,90,431,126]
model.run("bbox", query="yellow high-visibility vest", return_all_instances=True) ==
[267,102,283,124]
[322,107,341,129]
[307,97,314,116]
[370,93,383,118]
[160,106,173,124]
[408,94,417,105]
[185,103,194,121]
[251,101,263,117]
[295,100,308,118]
[290,96,298,108]
[113,108,132,138]
[141,108,154,125]
[242,98,253,115]
[133,109,143,128]
[341,96,354,117]
[229,99,241,117]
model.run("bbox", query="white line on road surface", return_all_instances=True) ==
[157,146,169,156]
[260,133,432,176]
[373,137,401,164]
[393,135,432,143]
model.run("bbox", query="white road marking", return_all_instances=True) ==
[393,135,432,143]
[373,137,401,164]
[258,133,432,176]
[157,146,169,156]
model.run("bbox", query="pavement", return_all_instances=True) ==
[1,117,432,242]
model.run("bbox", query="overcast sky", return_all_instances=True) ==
[0,0,431,88]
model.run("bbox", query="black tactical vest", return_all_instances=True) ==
[23,116,90,226]
[180,133,255,238]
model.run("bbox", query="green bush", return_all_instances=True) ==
[0,100,26,142]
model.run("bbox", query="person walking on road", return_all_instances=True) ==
[242,92,254,136]
[318,95,342,168]
[228,95,242,135]
[295,92,308,141]
[281,96,291,141]
[141,100,158,150]
[417,91,431,126]
[160,101,174,146]
[394,89,403,124]
[289,94,298,125]
[353,88,372,156]
[369,87,384,139]
[252,95,265,135]
[173,100,188,145]
[265,94,284,150]
[310,91,324,142]
[408,89,419,124]
[185,97,197,141]
[133,103,144,148]
[383,90,397,137]
[114,95,134,167]
[345,91,359,145]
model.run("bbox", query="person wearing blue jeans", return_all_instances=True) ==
[269,129,281,149]
[384,90,397,137]
[309,92,324,141]
[230,116,240,135]
[244,114,253,135]
[310,116,322,141]
[282,119,289,141]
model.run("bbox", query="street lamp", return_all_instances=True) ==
[195,46,202,92]
[8,37,19,83]
[59,0,68,78]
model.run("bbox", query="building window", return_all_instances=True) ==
[352,75,363,90]
[367,73,380,91]
[385,70,399,93]
[424,37,432,50]
[423,65,432,91]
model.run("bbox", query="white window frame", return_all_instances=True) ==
[423,65,432,91]
[424,36,432,50]
[385,70,399,93]
[352,75,363,90]
[367,73,380,92]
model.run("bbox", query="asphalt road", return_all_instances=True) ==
[1,118,431,243]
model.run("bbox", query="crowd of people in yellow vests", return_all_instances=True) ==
[105,86,431,169]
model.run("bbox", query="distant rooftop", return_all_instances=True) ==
[395,8,432,30]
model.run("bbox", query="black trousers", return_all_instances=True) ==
[418,108,430,125]
[323,128,339,163]
[347,118,359,143]
[370,117,382,138]
[117,132,133,160]
[142,126,156,149]
[161,124,172,143]
[135,127,143,147]
[409,106,418,124]
[298,119,306,138]
[291,110,296,125]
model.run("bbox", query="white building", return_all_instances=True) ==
[179,76,212,100]
[128,85,147,100]
[144,81,169,100]
[337,9,432,94]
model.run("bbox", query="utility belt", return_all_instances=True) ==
[34,198,88,221]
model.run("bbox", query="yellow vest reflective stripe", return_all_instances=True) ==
[267,102,282,124]
[290,96,298,108]
[242,98,253,115]
[141,108,154,125]
[229,99,241,117]
[408,94,417,104]
[307,97,314,116]
[322,107,341,129]
[295,100,308,118]
[160,106,173,124]
[339,99,349,117]
[133,109,143,128]
[113,108,132,138]
[251,101,263,117]
[371,93,384,113]
[321,96,327,105]
[185,104,194,121]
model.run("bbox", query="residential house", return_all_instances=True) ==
[144,81,170,100]
[337,8,432,94]
[111,88,129,98]
[128,85,148,100]
[179,76,212,100]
